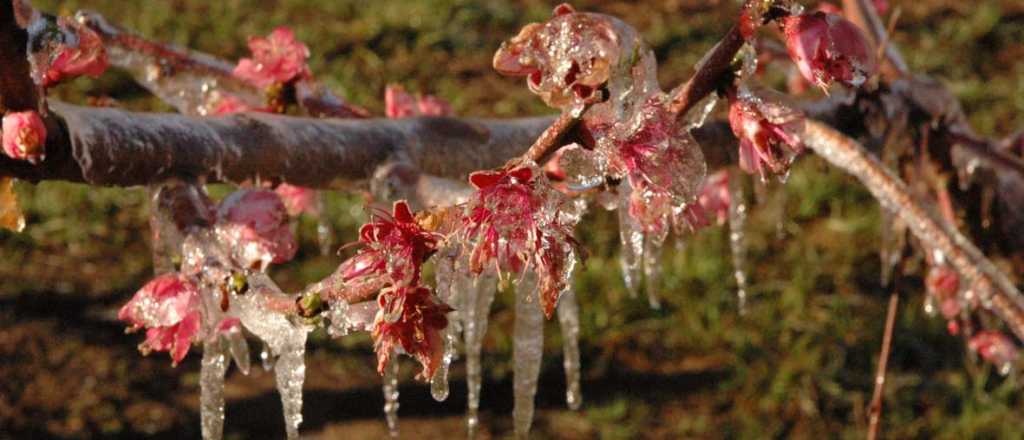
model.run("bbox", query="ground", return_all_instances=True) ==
[1,0,1023,439]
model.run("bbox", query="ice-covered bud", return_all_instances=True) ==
[215,189,297,270]
[968,331,1018,374]
[782,12,877,90]
[373,285,453,381]
[678,170,731,231]
[233,27,311,88]
[493,9,619,110]
[384,84,453,118]
[728,89,805,179]
[42,21,108,87]
[118,273,201,365]
[274,183,319,217]
[2,111,46,164]
[925,265,961,321]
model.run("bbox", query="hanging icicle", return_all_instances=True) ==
[513,274,544,439]
[557,289,583,410]
[383,357,401,438]
[199,339,228,440]
[464,275,496,438]
[728,171,750,315]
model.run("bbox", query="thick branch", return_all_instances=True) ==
[0,0,40,113]
[802,120,1024,341]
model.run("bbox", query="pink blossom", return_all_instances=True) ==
[968,331,1018,372]
[118,273,201,365]
[925,265,961,321]
[678,170,731,231]
[783,12,877,90]
[233,27,311,88]
[43,22,108,87]
[2,111,46,164]
[728,91,805,179]
[216,189,298,270]
[464,166,578,317]
[373,285,453,381]
[384,85,453,118]
[274,183,319,217]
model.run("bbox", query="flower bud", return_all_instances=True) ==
[2,111,47,164]
[783,12,877,90]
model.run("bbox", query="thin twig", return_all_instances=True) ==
[867,287,900,440]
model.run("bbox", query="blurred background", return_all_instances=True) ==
[2,0,1023,438]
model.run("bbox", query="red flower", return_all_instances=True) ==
[2,111,46,164]
[43,20,108,87]
[373,285,453,380]
[728,90,805,179]
[118,273,201,365]
[464,166,579,317]
[968,331,1018,372]
[215,189,297,270]
[783,12,877,90]
[233,27,311,88]
[384,84,453,118]
[358,200,438,285]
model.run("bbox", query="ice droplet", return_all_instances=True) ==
[642,237,664,310]
[464,275,496,439]
[728,171,749,315]
[200,339,228,440]
[556,289,583,410]
[383,357,401,438]
[513,274,544,439]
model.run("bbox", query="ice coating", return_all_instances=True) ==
[513,274,544,439]
[200,339,228,440]
[556,289,583,410]
[728,86,806,181]
[148,183,215,274]
[430,249,467,402]
[383,358,401,438]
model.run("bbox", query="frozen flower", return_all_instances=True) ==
[968,331,1018,373]
[215,189,297,270]
[464,165,579,317]
[373,285,453,381]
[43,21,108,87]
[233,27,311,88]
[384,84,453,118]
[2,111,47,164]
[118,273,201,365]
[677,170,731,231]
[782,12,877,90]
[274,183,319,217]
[728,89,805,179]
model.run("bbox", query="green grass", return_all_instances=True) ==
[3,0,1024,438]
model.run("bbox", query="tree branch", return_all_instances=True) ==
[802,119,1024,341]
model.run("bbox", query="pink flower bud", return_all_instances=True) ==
[43,22,108,87]
[727,90,805,179]
[384,85,453,118]
[783,12,877,90]
[926,265,961,320]
[233,27,311,88]
[274,183,319,217]
[216,189,298,270]
[969,331,1018,373]
[2,111,47,164]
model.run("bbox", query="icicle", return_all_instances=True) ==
[431,252,465,402]
[556,289,582,411]
[274,340,307,440]
[728,172,749,315]
[200,339,228,440]
[513,274,544,439]
[464,276,496,439]
[617,197,644,298]
[225,330,251,376]
[642,237,664,310]
[383,357,400,438]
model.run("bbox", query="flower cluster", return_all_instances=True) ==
[2,111,47,164]
[463,165,580,317]
[968,331,1019,373]
[782,11,877,90]
[234,27,311,88]
[214,189,298,271]
[384,85,453,118]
